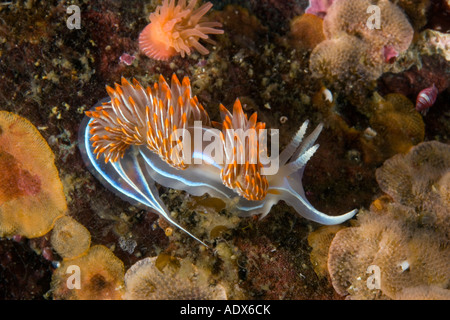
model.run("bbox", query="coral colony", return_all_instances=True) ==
[310,0,413,84]
[0,0,449,301]
[328,142,450,300]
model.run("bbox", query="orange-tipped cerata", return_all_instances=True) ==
[217,99,269,201]
[86,75,210,168]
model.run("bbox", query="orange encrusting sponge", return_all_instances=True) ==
[0,111,67,238]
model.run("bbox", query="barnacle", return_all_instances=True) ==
[50,216,91,260]
[0,111,67,238]
[51,245,125,300]
[139,0,223,60]
[123,256,227,299]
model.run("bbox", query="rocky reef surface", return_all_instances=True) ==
[0,0,448,300]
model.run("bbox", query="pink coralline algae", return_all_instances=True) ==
[383,45,399,64]
[119,53,136,66]
[305,0,335,18]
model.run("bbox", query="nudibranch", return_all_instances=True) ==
[79,75,357,247]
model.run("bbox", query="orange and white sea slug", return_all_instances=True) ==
[79,75,357,247]
[139,0,224,60]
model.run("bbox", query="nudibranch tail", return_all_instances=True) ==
[79,74,357,248]
[234,120,358,224]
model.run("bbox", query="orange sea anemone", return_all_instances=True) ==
[139,0,224,60]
